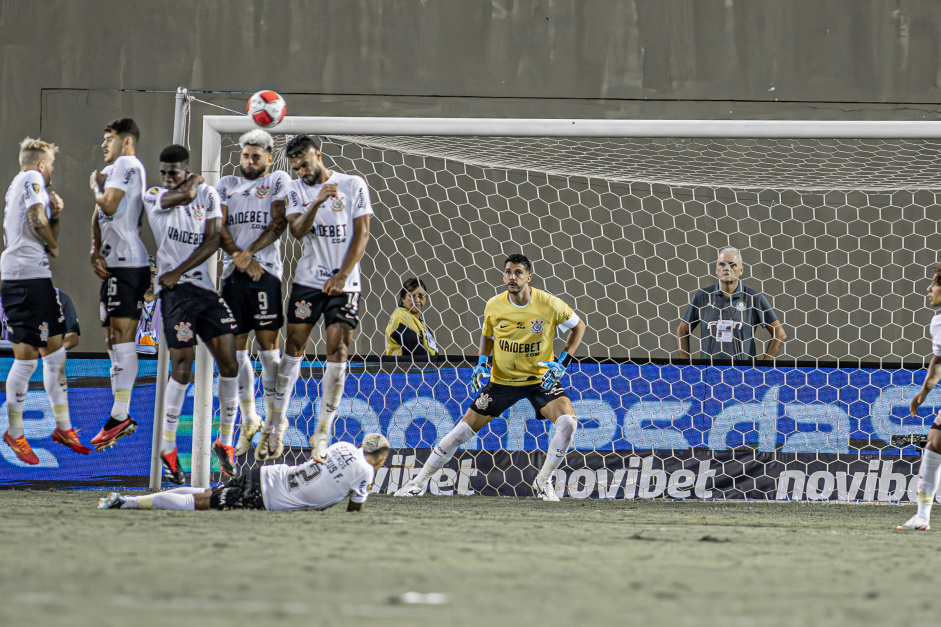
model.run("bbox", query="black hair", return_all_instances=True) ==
[503,253,533,274]
[285,134,319,158]
[398,277,428,306]
[104,118,140,143]
[159,144,189,165]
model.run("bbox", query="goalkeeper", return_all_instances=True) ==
[396,254,586,501]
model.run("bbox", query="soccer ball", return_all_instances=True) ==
[246,90,286,128]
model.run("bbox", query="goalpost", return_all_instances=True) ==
[164,95,941,499]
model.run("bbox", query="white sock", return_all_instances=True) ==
[42,347,70,430]
[419,422,477,480]
[107,348,116,395]
[120,496,139,509]
[236,350,259,425]
[316,362,347,438]
[917,448,941,520]
[259,349,281,420]
[123,486,204,509]
[151,493,195,510]
[6,359,37,438]
[217,376,238,447]
[161,378,189,454]
[271,355,303,436]
[539,414,577,481]
[110,342,138,417]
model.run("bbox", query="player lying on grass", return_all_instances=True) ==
[898,263,941,531]
[98,434,388,512]
[396,253,586,501]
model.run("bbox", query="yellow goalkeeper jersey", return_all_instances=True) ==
[481,288,576,386]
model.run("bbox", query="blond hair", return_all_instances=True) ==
[19,138,58,167]
[362,433,390,455]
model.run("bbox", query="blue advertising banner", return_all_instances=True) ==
[0,359,933,492]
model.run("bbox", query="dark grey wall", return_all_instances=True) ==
[3,0,941,354]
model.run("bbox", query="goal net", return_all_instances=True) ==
[181,113,941,501]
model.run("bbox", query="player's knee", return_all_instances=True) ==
[452,421,477,443]
[554,414,577,442]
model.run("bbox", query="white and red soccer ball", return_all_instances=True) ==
[247,90,286,128]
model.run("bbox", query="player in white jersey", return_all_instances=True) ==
[1,138,91,463]
[88,119,150,452]
[259,135,373,463]
[898,263,941,531]
[98,433,389,513]
[144,144,240,484]
[216,130,290,458]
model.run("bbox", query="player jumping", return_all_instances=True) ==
[216,129,290,458]
[144,144,240,484]
[898,263,941,531]
[258,135,372,462]
[1,138,91,462]
[99,434,389,513]
[89,118,149,451]
[396,254,586,501]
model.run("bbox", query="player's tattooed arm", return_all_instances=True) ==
[89,170,125,216]
[237,199,288,268]
[28,203,58,258]
[322,214,371,295]
[160,173,203,209]
[288,184,337,239]
[158,217,222,289]
[911,354,941,416]
[89,206,111,279]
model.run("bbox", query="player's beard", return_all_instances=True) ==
[301,167,322,186]
[240,165,265,181]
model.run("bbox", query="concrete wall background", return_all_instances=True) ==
[3,0,941,355]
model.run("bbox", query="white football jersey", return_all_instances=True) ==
[285,172,372,292]
[98,155,149,268]
[144,183,222,294]
[1,170,52,280]
[217,170,290,280]
[931,313,941,357]
[261,441,375,511]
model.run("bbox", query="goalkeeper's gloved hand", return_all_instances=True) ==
[470,355,490,393]
[538,352,572,391]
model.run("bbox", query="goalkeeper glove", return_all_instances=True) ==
[470,355,490,393]
[538,352,572,390]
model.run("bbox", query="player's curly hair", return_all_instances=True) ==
[159,144,189,164]
[504,253,532,274]
[933,263,941,283]
[18,137,58,166]
[398,277,428,307]
[285,134,319,158]
[239,129,274,152]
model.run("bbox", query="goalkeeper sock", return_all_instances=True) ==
[259,349,281,421]
[271,354,303,434]
[538,414,577,481]
[6,359,37,439]
[916,448,941,520]
[110,342,138,418]
[150,492,195,510]
[217,376,238,447]
[419,421,476,480]
[121,487,204,509]
[317,362,347,436]
[236,350,260,425]
[42,347,71,431]
[161,378,188,454]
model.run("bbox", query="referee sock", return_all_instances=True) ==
[538,414,577,482]
[6,359,37,438]
[161,378,189,455]
[259,349,281,420]
[217,376,238,447]
[236,350,260,425]
[42,347,71,431]
[316,362,347,437]
[419,421,477,480]
[916,448,941,521]
[271,354,303,434]
[110,342,138,418]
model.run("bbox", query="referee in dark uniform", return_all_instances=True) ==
[676,247,786,360]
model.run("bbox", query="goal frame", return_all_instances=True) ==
[158,107,941,489]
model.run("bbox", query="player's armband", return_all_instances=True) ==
[558,312,580,332]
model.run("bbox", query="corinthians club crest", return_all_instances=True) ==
[175,321,194,343]
[330,194,344,212]
[475,394,492,410]
[254,185,270,199]
[295,300,312,319]
[530,319,544,334]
